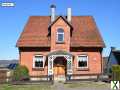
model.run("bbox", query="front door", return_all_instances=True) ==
[54,65,66,81]
[53,57,66,81]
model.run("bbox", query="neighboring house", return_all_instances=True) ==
[107,47,120,75]
[16,5,105,81]
[0,60,18,69]
[0,60,18,83]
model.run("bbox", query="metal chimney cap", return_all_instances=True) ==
[50,4,56,8]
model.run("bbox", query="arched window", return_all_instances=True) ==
[57,28,64,42]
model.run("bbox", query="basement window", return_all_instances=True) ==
[33,55,44,68]
[77,55,88,68]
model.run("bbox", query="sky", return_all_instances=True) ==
[0,0,120,60]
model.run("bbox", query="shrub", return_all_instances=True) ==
[13,64,29,81]
[112,65,120,81]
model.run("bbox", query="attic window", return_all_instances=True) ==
[56,28,64,43]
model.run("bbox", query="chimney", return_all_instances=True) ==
[67,8,71,22]
[50,4,56,22]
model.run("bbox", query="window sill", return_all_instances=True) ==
[76,67,89,71]
[32,67,44,71]
[56,42,65,44]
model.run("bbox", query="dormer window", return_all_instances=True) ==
[57,28,64,43]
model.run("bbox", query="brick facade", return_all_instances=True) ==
[19,17,103,78]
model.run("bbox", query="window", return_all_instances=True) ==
[57,28,64,42]
[34,55,44,68]
[77,55,88,68]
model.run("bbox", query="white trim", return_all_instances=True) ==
[48,54,73,75]
[56,28,64,42]
[33,55,45,68]
[77,55,88,68]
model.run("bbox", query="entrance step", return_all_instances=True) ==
[54,75,66,82]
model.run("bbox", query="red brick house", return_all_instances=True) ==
[16,5,105,81]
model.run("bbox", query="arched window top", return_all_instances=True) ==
[57,28,64,33]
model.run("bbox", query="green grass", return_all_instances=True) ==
[0,84,53,90]
[65,81,110,88]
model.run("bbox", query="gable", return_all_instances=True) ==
[48,16,73,36]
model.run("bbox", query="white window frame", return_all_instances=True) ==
[33,55,45,68]
[77,55,88,68]
[56,28,64,42]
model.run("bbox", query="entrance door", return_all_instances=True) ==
[54,65,65,81]
[53,57,66,81]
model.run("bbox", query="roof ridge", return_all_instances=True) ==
[29,15,93,17]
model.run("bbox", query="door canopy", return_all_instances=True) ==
[48,50,73,76]
[48,50,73,57]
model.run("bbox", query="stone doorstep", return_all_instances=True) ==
[54,75,66,82]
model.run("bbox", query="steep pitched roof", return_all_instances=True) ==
[70,16,105,47]
[16,16,105,47]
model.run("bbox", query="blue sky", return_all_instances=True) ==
[0,0,120,60]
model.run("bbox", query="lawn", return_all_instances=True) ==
[0,82,110,90]
[65,81,110,89]
[0,84,53,90]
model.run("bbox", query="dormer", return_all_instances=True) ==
[49,16,73,51]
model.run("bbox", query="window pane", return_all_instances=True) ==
[58,34,64,42]
[78,56,87,67]
[57,28,64,42]
[35,56,43,68]
[58,28,64,33]
[39,61,43,67]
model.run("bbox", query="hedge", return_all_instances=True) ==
[13,64,29,81]
[112,65,120,81]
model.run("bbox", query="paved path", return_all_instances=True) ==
[53,81,111,90]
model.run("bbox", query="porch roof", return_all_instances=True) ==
[47,50,73,56]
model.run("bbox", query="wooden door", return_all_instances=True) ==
[54,65,65,78]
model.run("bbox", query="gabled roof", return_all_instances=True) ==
[16,16,105,47]
[112,50,120,64]
[107,48,120,65]
[48,16,73,36]
[48,16,73,29]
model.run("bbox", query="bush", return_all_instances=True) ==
[13,64,29,81]
[112,65,120,81]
